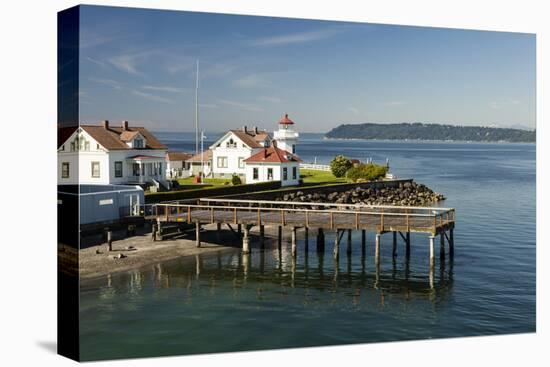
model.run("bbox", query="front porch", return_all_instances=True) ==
[126,155,167,188]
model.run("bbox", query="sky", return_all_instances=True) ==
[78,5,536,132]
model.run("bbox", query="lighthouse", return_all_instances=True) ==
[273,113,299,154]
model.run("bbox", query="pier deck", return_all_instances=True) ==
[152,198,456,269]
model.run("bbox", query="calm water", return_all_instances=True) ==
[79,133,536,361]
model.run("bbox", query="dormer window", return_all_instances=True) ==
[70,133,90,151]
[134,138,144,148]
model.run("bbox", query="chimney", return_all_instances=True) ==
[254,126,259,134]
[122,120,129,131]
[102,120,109,129]
[272,139,277,148]
[242,125,247,133]
[264,147,267,158]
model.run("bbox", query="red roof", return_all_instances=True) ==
[244,144,301,164]
[278,114,294,125]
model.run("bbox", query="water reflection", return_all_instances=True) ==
[90,246,455,308]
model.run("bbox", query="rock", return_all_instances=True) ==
[115,253,127,259]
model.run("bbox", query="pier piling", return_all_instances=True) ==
[278,226,282,251]
[107,230,112,251]
[406,231,411,259]
[429,235,435,268]
[304,227,309,252]
[291,227,297,257]
[347,230,352,255]
[392,231,397,258]
[333,229,341,259]
[196,222,201,248]
[216,222,221,242]
[440,233,445,260]
[375,233,381,266]
[260,225,265,247]
[317,228,325,252]
[449,228,455,258]
[242,225,250,254]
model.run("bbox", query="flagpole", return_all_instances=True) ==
[195,60,200,157]
[201,131,205,179]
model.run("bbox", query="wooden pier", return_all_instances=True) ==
[152,198,455,269]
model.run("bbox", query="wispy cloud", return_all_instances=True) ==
[233,74,271,89]
[348,107,359,115]
[248,28,342,47]
[131,90,173,104]
[141,85,186,93]
[88,77,123,90]
[489,100,520,110]
[258,96,282,103]
[219,99,263,112]
[384,101,405,106]
[108,51,157,75]
[199,103,219,109]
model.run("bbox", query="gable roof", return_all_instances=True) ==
[57,124,167,150]
[119,130,141,142]
[211,128,271,149]
[244,145,301,164]
[166,151,193,161]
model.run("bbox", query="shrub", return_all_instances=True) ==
[330,155,353,177]
[231,175,242,185]
[346,163,388,182]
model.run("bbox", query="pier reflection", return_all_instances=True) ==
[92,246,455,308]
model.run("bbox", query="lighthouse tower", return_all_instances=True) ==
[273,113,299,154]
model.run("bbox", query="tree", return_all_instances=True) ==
[346,163,388,182]
[330,155,353,178]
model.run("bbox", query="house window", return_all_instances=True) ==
[114,161,123,177]
[133,163,140,176]
[267,168,273,180]
[238,157,245,169]
[97,143,100,150]
[226,138,237,148]
[91,162,100,178]
[217,156,228,168]
[61,162,69,178]
[84,141,90,151]
[283,167,288,181]
[292,145,296,154]
[70,142,75,151]
[292,166,297,180]
[134,138,144,148]
[253,167,259,180]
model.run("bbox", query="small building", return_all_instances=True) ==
[187,149,213,177]
[273,114,299,154]
[57,120,168,189]
[244,141,301,186]
[210,126,271,179]
[165,151,193,179]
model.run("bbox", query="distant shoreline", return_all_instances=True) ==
[323,137,536,144]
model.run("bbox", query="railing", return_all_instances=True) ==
[300,163,331,171]
[153,199,455,235]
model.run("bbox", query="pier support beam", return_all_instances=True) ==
[449,228,455,258]
[440,232,445,260]
[392,231,397,258]
[406,231,411,259]
[347,230,352,255]
[317,228,325,252]
[291,227,297,257]
[260,225,265,247]
[429,235,435,268]
[333,229,341,259]
[375,233,381,266]
[278,226,282,251]
[242,225,250,254]
[195,222,201,248]
[304,227,309,252]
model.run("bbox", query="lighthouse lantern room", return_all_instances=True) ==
[273,113,299,154]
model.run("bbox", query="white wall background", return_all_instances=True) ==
[0,1,548,367]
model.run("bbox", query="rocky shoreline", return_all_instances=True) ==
[276,181,445,206]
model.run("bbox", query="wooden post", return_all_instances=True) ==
[429,235,435,268]
[278,225,282,251]
[107,230,112,251]
[242,226,250,254]
[347,229,352,255]
[392,231,397,258]
[291,227,297,258]
[375,233,381,266]
[187,206,191,223]
[216,222,222,242]
[333,229,340,259]
[405,231,411,259]
[304,227,309,252]
[449,228,455,258]
[238,224,242,237]
[440,232,445,260]
[196,222,201,248]
[152,224,157,242]
[260,225,265,247]
[317,228,325,252]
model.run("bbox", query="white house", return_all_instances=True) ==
[165,151,193,179]
[57,120,169,188]
[209,126,271,178]
[244,140,301,186]
[187,149,213,177]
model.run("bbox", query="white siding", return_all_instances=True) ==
[245,162,300,187]
[211,132,259,177]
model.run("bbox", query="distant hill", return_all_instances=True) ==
[325,123,535,143]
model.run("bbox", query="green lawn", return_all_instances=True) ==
[176,176,232,186]
[300,169,346,184]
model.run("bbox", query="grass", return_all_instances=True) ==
[176,176,232,186]
[300,169,346,184]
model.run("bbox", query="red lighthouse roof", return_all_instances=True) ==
[278,113,294,125]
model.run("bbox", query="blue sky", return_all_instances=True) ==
[78,5,536,132]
